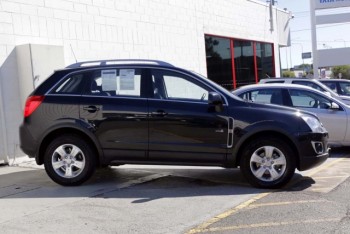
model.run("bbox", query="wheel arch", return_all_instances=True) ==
[233,130,300,169]
[37,127,103,166]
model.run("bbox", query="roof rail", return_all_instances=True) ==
[66,59,174,69]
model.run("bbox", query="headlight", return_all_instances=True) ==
[301,115,326,133]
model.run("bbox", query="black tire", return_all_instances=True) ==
[44,134,96,186]
[240,137,296,189]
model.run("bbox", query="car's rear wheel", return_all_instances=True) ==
[44,134,96,186]
[240,137,296,189]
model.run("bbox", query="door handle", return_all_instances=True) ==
[83,105,100,113]
[151,110,168,117]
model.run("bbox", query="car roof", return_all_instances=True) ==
[66,59,174,69]
[54,59,176,72]
[260,77,318,82]
[319,79,350,82]
[234,83,315,91]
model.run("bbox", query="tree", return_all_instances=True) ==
[282,70,296,78]
[331,65,350,79]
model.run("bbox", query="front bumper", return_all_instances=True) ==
[297,132,329,171]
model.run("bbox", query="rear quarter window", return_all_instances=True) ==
[50,73,86,95]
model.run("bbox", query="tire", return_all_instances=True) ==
[240,137,296,189]
[44,134,96,186]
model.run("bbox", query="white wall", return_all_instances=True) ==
[0,0,287,74]
[0,0,289,162]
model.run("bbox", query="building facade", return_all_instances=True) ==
[0,0,290,163]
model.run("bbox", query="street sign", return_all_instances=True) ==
[302,52,312,59]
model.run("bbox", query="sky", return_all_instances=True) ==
[265,0,350,69]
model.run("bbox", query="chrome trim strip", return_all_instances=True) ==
[227,117,234,148]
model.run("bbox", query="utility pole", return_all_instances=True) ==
[267,0,277,31]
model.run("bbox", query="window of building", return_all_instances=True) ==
[234,40,255,87]
[204,35,275,90]
[256,43,274,81]
[205,36,234,90]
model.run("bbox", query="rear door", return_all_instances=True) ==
[79,67,149,161]
[148,69,229,163]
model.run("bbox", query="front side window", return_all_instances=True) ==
[321,81,337,93]
[152,70,210,102]
[289,89,332,109]
[339,82,350,95]
[86,68,142,97]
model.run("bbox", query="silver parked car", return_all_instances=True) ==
[232,83,350,146]
[259,78,350,105]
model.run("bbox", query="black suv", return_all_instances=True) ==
[20,60,329,188]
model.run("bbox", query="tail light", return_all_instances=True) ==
[24,96,45,117]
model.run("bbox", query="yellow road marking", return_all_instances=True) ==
[248,199,327,209]
[187,192,270,234]
[201,218,341,233]
[305,157,347,177]
[187,157,348,234]
[310,188,332,191]
[313,175,349,179]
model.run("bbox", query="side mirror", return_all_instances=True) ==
[208,92,223,112]
[330,102,340,110]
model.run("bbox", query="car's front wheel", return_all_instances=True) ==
[44,134,96,186]
[240,137,296,189]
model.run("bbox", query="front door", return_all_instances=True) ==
[288,88,348,143]
[148,69,229,163]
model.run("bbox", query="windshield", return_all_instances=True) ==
[189,71,242,101]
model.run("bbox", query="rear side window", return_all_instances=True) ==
[239,89,283,105]
[51,73,85,95]
[86,69,142,97]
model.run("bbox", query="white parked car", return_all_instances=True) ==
[259,78,350,105]
[319,79,350,97]
[232,83,350,146]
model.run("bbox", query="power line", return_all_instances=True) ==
[291,22,350,32]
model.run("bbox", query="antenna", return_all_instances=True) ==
[266,0,277,5]
[70,44,77,63]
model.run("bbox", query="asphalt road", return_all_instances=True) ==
[0,148,349,234]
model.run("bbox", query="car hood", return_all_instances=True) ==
[245,100,319,119]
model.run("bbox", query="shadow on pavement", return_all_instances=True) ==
[0,166,274,201]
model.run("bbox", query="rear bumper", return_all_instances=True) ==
[19,123,38,159]
[297,132,329,171]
